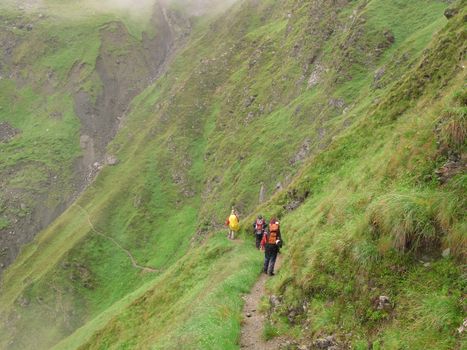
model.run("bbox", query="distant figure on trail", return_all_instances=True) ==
[225,208,240,240]
[252,215,266,249]
[260,217,282,276]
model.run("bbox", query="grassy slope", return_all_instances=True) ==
[0,0,465,349]
[0,0,156,259]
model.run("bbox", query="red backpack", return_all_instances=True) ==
[255,219,264,231]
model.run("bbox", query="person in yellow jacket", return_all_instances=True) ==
[225,208,240,240]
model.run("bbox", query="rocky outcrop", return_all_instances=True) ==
[73,2,188,186]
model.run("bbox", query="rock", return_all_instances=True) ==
[313,335,336,349]
[290,138,311,165]
[26,24,33,31]
[444,8,458,19]
[328,98,346,110]
[308,64,324,88]
[244,95,256,107]
[457,318,467,334]
[383,30,395,44]
[284,200,301,212]
[376,30,395,55]
[287,310,297,323]
[246,312,252,317]
[270,295,281,308]
[435,159,465,183]
[244,111,255,124]
[105,155,119,166]
[373,67,386,89]
[18,296,30,307]
[275,182,282,191]
[442,248,451,258]
[374,295,392,311]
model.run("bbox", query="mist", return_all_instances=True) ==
[5,0,237,18]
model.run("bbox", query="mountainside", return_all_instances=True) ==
[0,0,465,349]
[0,0,190,275]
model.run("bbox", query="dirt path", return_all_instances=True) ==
[240,255,283,350]
[74,204,159,273]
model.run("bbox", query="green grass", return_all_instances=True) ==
[53,235,262,350]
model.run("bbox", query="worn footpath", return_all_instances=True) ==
[240,256,283,350]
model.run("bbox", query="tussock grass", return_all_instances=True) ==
[438,107,467,151]
[367,191,440,253]
[263,321,280,341]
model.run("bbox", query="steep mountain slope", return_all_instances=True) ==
[0,0,465,349]
[0,0,188,275]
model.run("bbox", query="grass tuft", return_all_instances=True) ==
[367,191,439,253]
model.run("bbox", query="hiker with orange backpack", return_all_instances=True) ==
[252,215,266,249]
[225,208,240,240]
[260,217,282,276]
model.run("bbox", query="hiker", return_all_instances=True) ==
[260,217,282,276]
[252,215,266,249]
[226,208,240,240]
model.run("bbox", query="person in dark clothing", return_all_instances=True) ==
[260,217,282,276]
[252,215,266,249]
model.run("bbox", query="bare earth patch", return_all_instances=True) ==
[0,122,20,143]
[240,256,283,350]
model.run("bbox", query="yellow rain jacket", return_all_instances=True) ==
[228,214,239,231]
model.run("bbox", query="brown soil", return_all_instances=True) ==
[0,122,20,143]
[240,256,283,350]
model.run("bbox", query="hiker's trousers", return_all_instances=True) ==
[264,244,279,274]
[255,233,263,249]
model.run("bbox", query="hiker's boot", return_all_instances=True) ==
[268,271,275,276]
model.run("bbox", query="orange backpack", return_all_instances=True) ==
[269,222,279,233]
[267,231,278,244]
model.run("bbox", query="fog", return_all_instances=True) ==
[93,0,238,17]
[6,0,237,18]
[87,0,157,14]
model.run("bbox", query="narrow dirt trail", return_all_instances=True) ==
[74,204,159,273]
[240,255,283,350]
